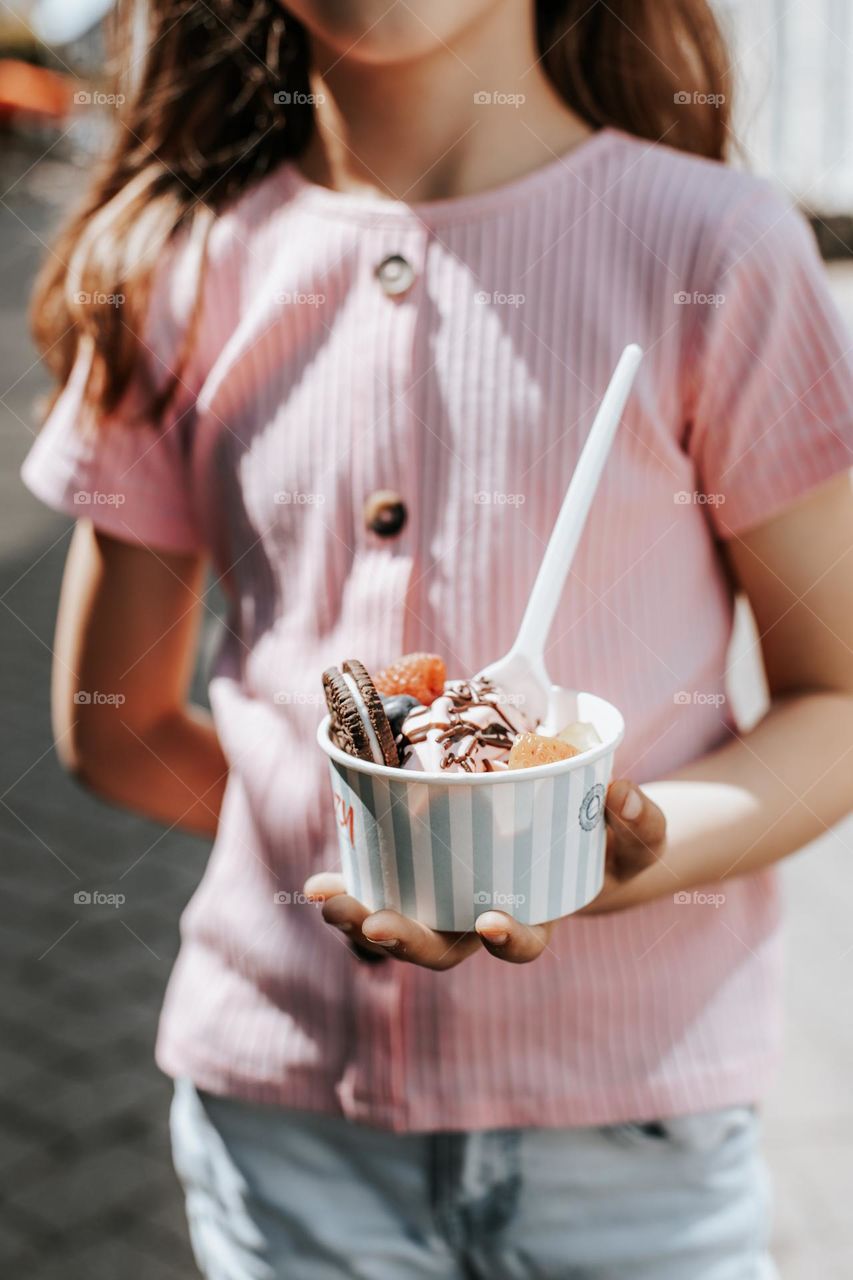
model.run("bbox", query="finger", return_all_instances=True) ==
[303,872,348,901]
[361,909,480,971]
[474,911,553,964]
[605,780,666,880]
[304,887,392,961]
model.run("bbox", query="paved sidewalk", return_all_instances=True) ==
[1,135,852,1278]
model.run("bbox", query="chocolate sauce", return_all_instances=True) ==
[404,678,529,772]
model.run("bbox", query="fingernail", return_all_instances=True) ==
[368,937,399,949]
[620,787,643,821]
[481,930,508,946]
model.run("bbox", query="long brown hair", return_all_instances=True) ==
[32,0,731,422]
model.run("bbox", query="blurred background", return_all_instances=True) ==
[1,1,851,1276]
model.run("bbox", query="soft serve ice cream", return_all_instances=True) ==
[399,677,532,773]
[322,652,601,775]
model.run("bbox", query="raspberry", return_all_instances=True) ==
[374,653,446,705]
[508,732,579,770]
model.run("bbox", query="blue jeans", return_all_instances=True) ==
[170,1080,777,1279]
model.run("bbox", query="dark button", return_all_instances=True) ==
[375,254,415,297]
[364,490,408,538]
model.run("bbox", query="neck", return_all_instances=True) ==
[299,4,591,203]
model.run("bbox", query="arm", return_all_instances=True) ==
[590,468,853,912]
[53,522,227,836]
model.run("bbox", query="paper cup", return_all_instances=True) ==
[317,691,624,930]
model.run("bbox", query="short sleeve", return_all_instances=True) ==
[687,186,853,539]
[21,227,205,556]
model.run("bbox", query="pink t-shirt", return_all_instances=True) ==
[23,129,853,1131]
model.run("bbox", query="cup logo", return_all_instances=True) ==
[579,783,605,831]
[332,789,355,847]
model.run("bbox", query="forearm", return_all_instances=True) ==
[597,690,853,911]
[74,704,227,837]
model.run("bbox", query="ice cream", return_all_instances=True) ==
[322,652,601,775]
[397,676,533,773]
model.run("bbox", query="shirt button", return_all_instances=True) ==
[364,490,408,538]
[375,254,415,297]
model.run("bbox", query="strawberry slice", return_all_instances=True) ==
[373,653,446,706]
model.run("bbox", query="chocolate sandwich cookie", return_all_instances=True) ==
[322,660,399,767]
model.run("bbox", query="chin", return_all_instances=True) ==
[280,0,501,65]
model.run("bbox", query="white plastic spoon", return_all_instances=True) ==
[476,343,643,728]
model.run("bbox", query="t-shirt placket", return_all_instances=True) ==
[345,220,429,1124]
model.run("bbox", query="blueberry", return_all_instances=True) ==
[381,694,422,737]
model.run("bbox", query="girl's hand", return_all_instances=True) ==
[304,779,665,968]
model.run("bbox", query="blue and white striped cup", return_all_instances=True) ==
[317,691,625,930]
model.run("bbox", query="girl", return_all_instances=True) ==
[24,0,853,1276]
